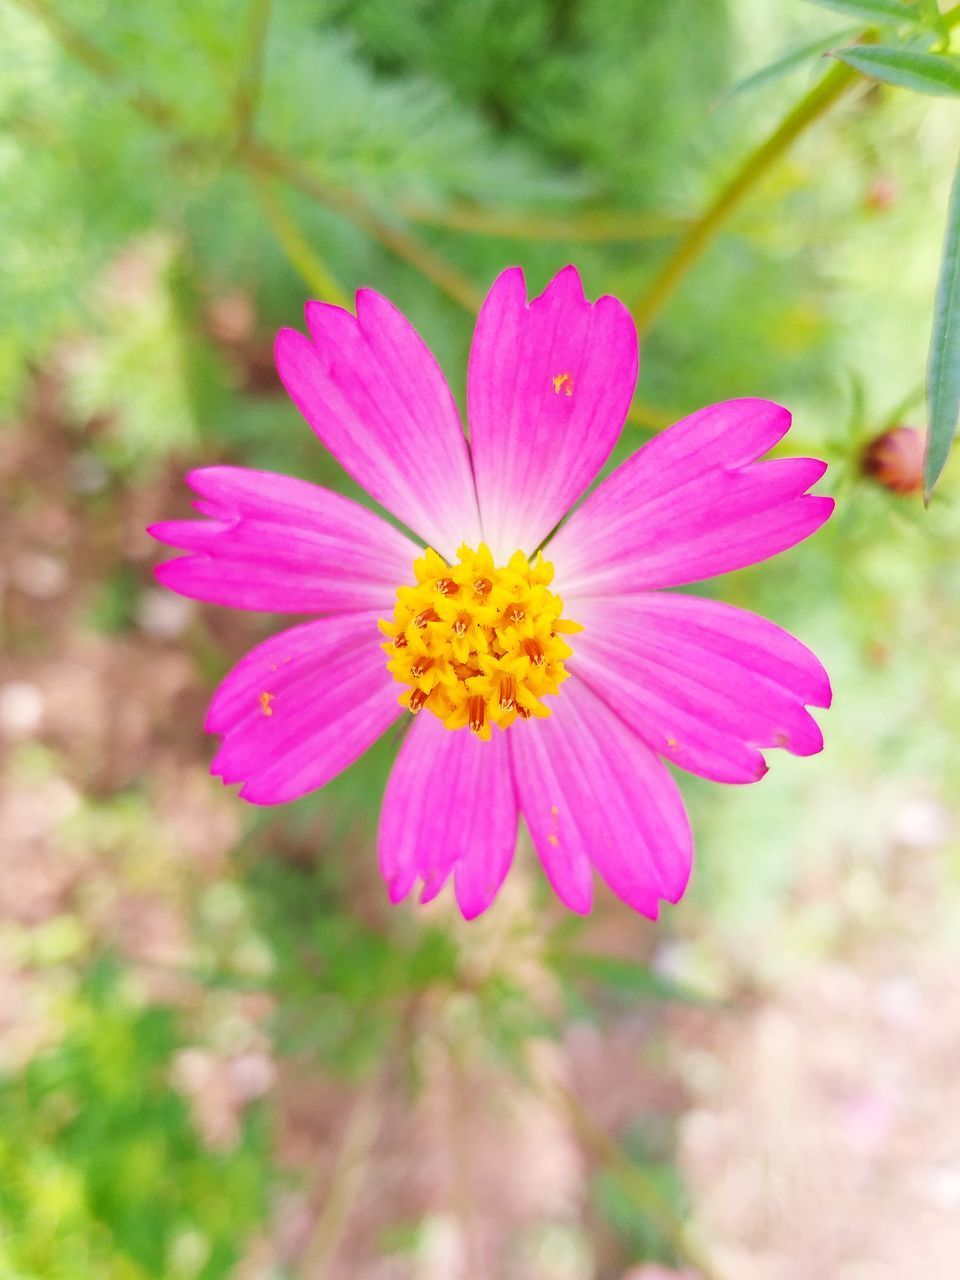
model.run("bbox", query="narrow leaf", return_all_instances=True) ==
[834,45,960,96]
[804,0,920,22]
[726,28,861,99]
[924,156,960,498]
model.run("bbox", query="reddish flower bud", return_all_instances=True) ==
[861,426,924,495]
[864,174,899,213]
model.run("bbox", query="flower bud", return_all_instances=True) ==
[864,174,899,213]
[861,426,924,495]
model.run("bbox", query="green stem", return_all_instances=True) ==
[232,0,273,145]
[552,1081,727,1280]
[14,0,485,315]
[243,141,485,312]
[16,0,185,134]
[631,59,860,335]
[248,169,351,306]
[632,2,960,335]
[395,200,689,243]
[297,1085,382,1277]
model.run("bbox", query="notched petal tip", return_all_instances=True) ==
[273,325,312,376]
[353,286,403,323]
[303,298,355,332]
[152,555,182,582]
[811,492,835,516]
[236,778,287,807]
[819,675,834,712]
[558,889,593,917]
[728,395,792,431]
[387,878,413,907]
[797,456,829,487]
[454,894,486,924]
[483,264,528,311]
[540,262,587,305]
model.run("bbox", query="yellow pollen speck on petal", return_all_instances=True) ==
[380,543,581,737]
[552,372,574,396]
[547,834,559,847]
[666,737,678,749]
[260,691,275,716]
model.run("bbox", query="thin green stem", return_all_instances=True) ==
[297,1085,382,1277]
[552,1081,727,1280]
[243,141,486,312]
[16,0,185,134]
[232,0,273,145]
[13,0,485,315]
[395,200,689,243]
[632,2,960,335]
[631,59,860,335]
[248,169,351,306]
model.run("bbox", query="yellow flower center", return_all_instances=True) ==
[380,544,582,740]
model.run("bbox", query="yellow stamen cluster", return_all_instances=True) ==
[380,544,582,740]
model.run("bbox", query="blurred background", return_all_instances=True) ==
[2,1,960,1277]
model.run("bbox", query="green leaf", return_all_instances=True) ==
[725,28,861,98]
[834,45,960,96]
[803,0,920,23]
[924,157,960,498]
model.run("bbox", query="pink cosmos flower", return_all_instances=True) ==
[150,266,833,920]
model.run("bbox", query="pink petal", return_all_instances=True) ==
[150,467,418,614]
[571,592,830,784]
[509,677,692,917]
[467,265,638,560]
[378,714,517,919]
[275,291,481,560]
[548,398,833,596]
[206,612,399,805]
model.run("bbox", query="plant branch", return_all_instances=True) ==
[232,0,273,145]
[394,200,689,243]
[242,141,486,312]
[247,169,351,306]
[631,58,860,336]
[551,1081,727,1280]
[16,0,186,135]
[632,1,960,336]
[14,0,485,315]
[297,1083,383,1277]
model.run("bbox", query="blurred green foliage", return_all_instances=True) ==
[0,964,269,1279]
